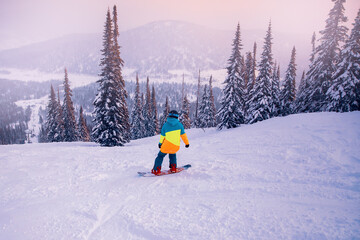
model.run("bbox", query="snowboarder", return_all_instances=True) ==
[152,110,189,175]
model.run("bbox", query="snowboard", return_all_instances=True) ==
[138,164,191,177]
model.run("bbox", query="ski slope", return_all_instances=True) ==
[0,112,359,239]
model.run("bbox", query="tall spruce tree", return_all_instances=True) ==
[46,85,58,142]
[38,124,48,143]
[92,8,129,146]
[302,0,348,112]
[297,71,307,98]
[62,69,78,142]
[246,21,273,124]
[198,84,209,128]
[112,5,130,142]
[78,106,90,142]
[130,74,145,139]
[217,23,246,129]
[295,34,317,112]
[160,96,170,128]
[55,88,65,141]
[194,70,201,128]
[280,47,297,116]
[151,85,159,134]
[198,77,217,128]
[247,42,257,94]
[142,77,152,137]
[271,62,281,117]
[244,52,253,91]
[208,75,217,127]
[326,9,360,112]
[180,94,191,129]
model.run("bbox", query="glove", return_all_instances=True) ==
[158,143,162,148]
[185,144,189,148]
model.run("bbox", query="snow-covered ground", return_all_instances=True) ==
[0,112,359,239]
[15,96,48,143]
[0,68,99,88]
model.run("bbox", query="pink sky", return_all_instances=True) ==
[0,0,359,46]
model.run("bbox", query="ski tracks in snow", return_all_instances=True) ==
[0,112,359,239]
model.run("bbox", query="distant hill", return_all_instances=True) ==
[0,20,311,81]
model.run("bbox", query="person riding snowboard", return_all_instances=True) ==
[152,110,189,175]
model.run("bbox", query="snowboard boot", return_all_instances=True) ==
[170,163,177,173]
[151,166,161,175]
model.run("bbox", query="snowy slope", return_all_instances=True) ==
[0,112,359,239]
[15,96,48,143]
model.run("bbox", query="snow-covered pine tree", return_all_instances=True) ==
[160,96,170,128]
[245,42,257,118]
[295,33,317,113]
[38,124,47,143]
[208,75,217,127]
[240,55,246,85]
[130,74,145,140]
[326,9,360,112]
[179,94,191,129]
[142,77,152,137]
[179,75,191,129]
[55,88,65,142]
[112,5,131,142]
[271,62,281,117]
[244,52,253,91]
[151,85,159,134]
[198,77,217,129]
[297,71,306,98]
[280,47,297,116]
[78,106,90,142]
[92,8,129,146]
[62,68,79,142]
[140,93,145,112]
[217,23,246,129]
[198,84,209,128]
[194,70,201,128]
[246,21,273,124]
[46,85,58,142]
[247,42,257,94]
[303,0,348,112]
[181,74,184,102]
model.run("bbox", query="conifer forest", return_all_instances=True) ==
[0,0,359,145]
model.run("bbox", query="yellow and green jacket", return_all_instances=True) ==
[159,117,189,154]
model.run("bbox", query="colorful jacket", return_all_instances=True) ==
[159,117,189,154]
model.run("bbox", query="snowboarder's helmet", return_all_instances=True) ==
[168,110,179,119]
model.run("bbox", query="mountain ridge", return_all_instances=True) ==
[0,20,311,81]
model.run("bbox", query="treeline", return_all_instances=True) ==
[0,79,62,102]
[91,6,219,146]
[3,1,359,145]
[41,1,359,146]
[0,79,61,145]
[0,123,27,145]
[38,69,91,143]
[72,80,222,123]
[217,1,360,129]
[0,100,31,144]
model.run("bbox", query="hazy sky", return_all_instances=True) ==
[0,0,359,47]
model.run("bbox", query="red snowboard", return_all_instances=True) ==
[138,164,191,177]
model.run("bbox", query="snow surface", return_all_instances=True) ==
[15,96,48,143]
[0,68,98,88]
[0,112,360,239]
[0,67,227,89]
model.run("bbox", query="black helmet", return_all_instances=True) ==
[168,110,179,119]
